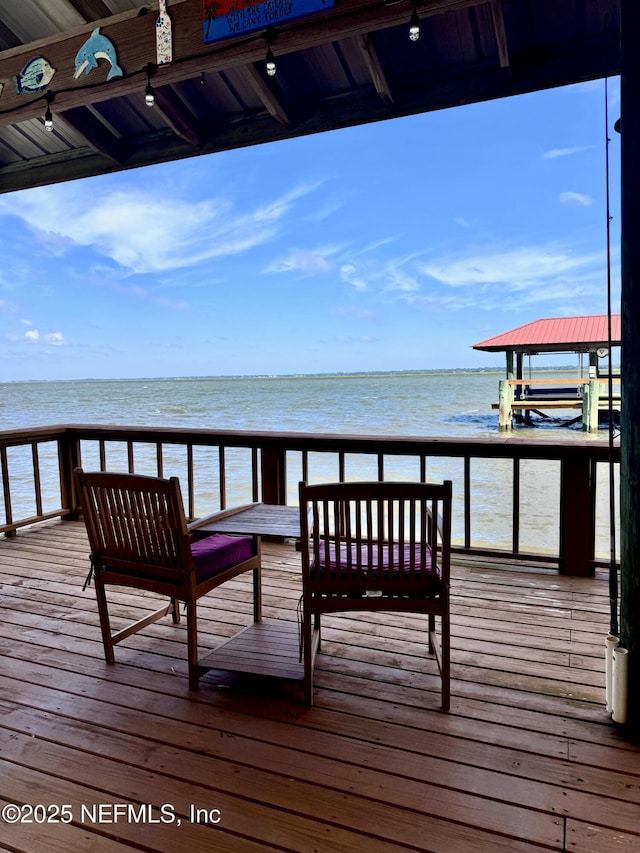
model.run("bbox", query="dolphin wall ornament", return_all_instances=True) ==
[73,28,123,81]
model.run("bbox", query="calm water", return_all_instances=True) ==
[0,372,617,557]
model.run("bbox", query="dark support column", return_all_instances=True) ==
[261,446,287,506]
[559,457,594,577]
[620,0,640,738]
[58,431,81,520]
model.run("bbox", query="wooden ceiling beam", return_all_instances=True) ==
[59,105,128,162]
[66,0,114,23]
[0,0,488,128]
[490,0,511,77]
[152,85,206,147]
[356,33,395,107]
[237,64,293,126]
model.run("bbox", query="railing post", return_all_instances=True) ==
[260,445,287,505]
[583,379,600,433]
[58,431,81,520]
[498,379,513,431]
[559,455,595,576]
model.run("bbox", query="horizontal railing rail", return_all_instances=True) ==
[0,424,620,576]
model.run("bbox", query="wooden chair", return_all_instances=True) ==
[298,480,452,709]
[75,468,261,690]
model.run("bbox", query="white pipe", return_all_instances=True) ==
[612,646,629,725]
[605,634,620,712]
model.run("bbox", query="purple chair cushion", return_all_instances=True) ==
[191,534,254,582]
[311,541,440,592]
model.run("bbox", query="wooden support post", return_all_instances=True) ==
[620,0,640,738]
[498,379,513,431]
[583,379,600,433]
[506,351,514,380]
[559,456,594,577]
[58,430,81,520]
[260,446,287,506]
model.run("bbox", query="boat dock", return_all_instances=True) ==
[495,376,621,430]
[473,315,621,432]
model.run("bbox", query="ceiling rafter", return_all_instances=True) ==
[237,64,293,126]
[66,0,114,22]
[489,0,511,76]
[152,85,207,147]
[59,105,127,161]
[356,32,395,107]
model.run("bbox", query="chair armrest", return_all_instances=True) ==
[425,505,446,542]
[187,502,262,533]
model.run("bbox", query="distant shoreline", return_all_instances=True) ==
[1,367,585,384]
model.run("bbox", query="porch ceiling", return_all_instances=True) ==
[0,0,621,194]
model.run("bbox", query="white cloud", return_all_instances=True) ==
[44,331,65,345]
[264,245,345,276]
[542,145,591,159]
[340,263,369,292]
[11,328,66,345]
[0,181,321,275]
[421,244,603,288]
[333,305,373,319]
[560,191,593,206]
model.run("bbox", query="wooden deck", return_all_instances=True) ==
[0,521,638,853]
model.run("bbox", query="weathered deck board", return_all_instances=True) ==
[0,521,638,853]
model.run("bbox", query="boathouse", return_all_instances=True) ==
[473,314,622,431]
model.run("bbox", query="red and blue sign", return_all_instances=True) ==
[203,0,334,44]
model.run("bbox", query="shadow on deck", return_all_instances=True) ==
[0,521,638,852]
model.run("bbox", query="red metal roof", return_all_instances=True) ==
[472,314,621,353]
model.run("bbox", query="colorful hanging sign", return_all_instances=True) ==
[203,0,335,44]
[156,0,173,65]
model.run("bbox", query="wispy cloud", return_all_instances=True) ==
[9,328,66,345]
[340,263,369,292]
[560,191,593,207]
[420,244,603,288]
[542,145,591,159]
[339,253,423,295]
[264,244,346,276]
[0,182,321,275]
[333,305,373,319]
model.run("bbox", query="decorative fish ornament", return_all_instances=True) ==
[73,28,123,81]
[14,57,56,95]
[156,0,173,65]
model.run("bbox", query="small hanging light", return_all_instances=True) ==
[144,63,156,107]
[265,30,277,77]
[43,92,54,132]
[265,46,276,77]
[409,5,420,42]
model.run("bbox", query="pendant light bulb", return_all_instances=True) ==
[43,93,54,131]
[266,47,276,77]
[409,9,420,42]
[145,81,155,107]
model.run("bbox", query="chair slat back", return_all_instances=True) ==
[75,469,194,581]
[299,481,452,596]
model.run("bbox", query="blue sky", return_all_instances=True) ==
[0,78,621,381]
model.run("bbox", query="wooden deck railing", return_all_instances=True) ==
[0,423,620,576]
